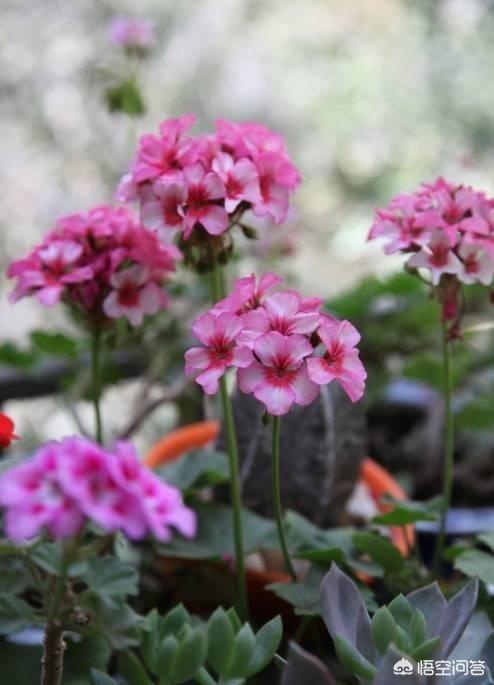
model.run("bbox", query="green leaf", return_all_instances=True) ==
[140,609,160,673]
[457,395,494,431]
[170,625,208,682]
[0,557,34,594]
[79,592,147,650]
[0,593,35,634]
[371,607,397,655]
[269,565,327,616]
[409,609,427,649]
[161,604,192,637]
[454,549,494,584]
[0,342,36,369]
[158,450,229,492]
[403,348,473,391]
[156,502,275,561]
[411,636,441,660]
[295,547,346,564]
[30,330,78,358]
[80,556,138,598]
[105,80,145,117]
[478,532,494,553]
[207,607,235,673]
[373,497,441,525]
[91,670,118,685]
[402,355,443,390]
[246,616,283,677]
[333,635,376,680]
[65,635,111,681]
[227,607,242,633]
[31,541,87,577]
[387,594,414,630]
[117,651,149,685]
[353,532,404,575]
[156,635,179,679]
[225,624,256,678]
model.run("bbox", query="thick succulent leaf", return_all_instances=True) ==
[225,624,256,678]
[372,648,426,685]
[281,642,337,685]
[438,578,478,657]
[357,604,377,661]
[245,615,283,677]
[334,635,376,681]
[91,671,118,685]
[207,608,235,674]
[406,582,447,639]
[116,651,149,685]
[320,564,375,661]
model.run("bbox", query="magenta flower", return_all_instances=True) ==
[185,312,253,394]
[103,264,167,326]
[238,291,322,347]
[369,177,494,289]
[181,163,229,239]
[118,116,300,249]
[238,332,319,416]
[0,445,84,542]
[186,272,367,412]
[0,437,196,544]
[108,17,155,50]
[141,179,187,236]
[9,240,93,307]
[110,442,197,542]
[212,152,261,213]
[8,205,178,327]
[407,230,464,286]
[133,115,196,185]
[307,320,367,403]
[212,272,283,315]
[457,243,494,285]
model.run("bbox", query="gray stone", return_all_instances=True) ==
[219,384,368,526]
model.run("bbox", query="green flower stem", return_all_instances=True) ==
[271,416,297,581]
[209,262,248,622]
[432,319,455,577]
[91,328,103,444]
[218,376,248,621]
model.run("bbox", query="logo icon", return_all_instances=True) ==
[393,658,414,675]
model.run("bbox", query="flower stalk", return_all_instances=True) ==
[433,318,455,577]
[271,416,297,581]
[91,328,103,445]
[210,261,248,621]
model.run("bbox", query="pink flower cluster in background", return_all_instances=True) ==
[8,205,179,326]
[185,272,366,415]
[368,177,494,287]
[108,17,155,51]
[0,437,196,543]
[117,115,301,242]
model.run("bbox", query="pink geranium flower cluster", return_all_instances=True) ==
[185,273,366,416]
[117,115,301,242]
[368,177,494,287]
[0,437,196,543]
[8,205,179,327]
